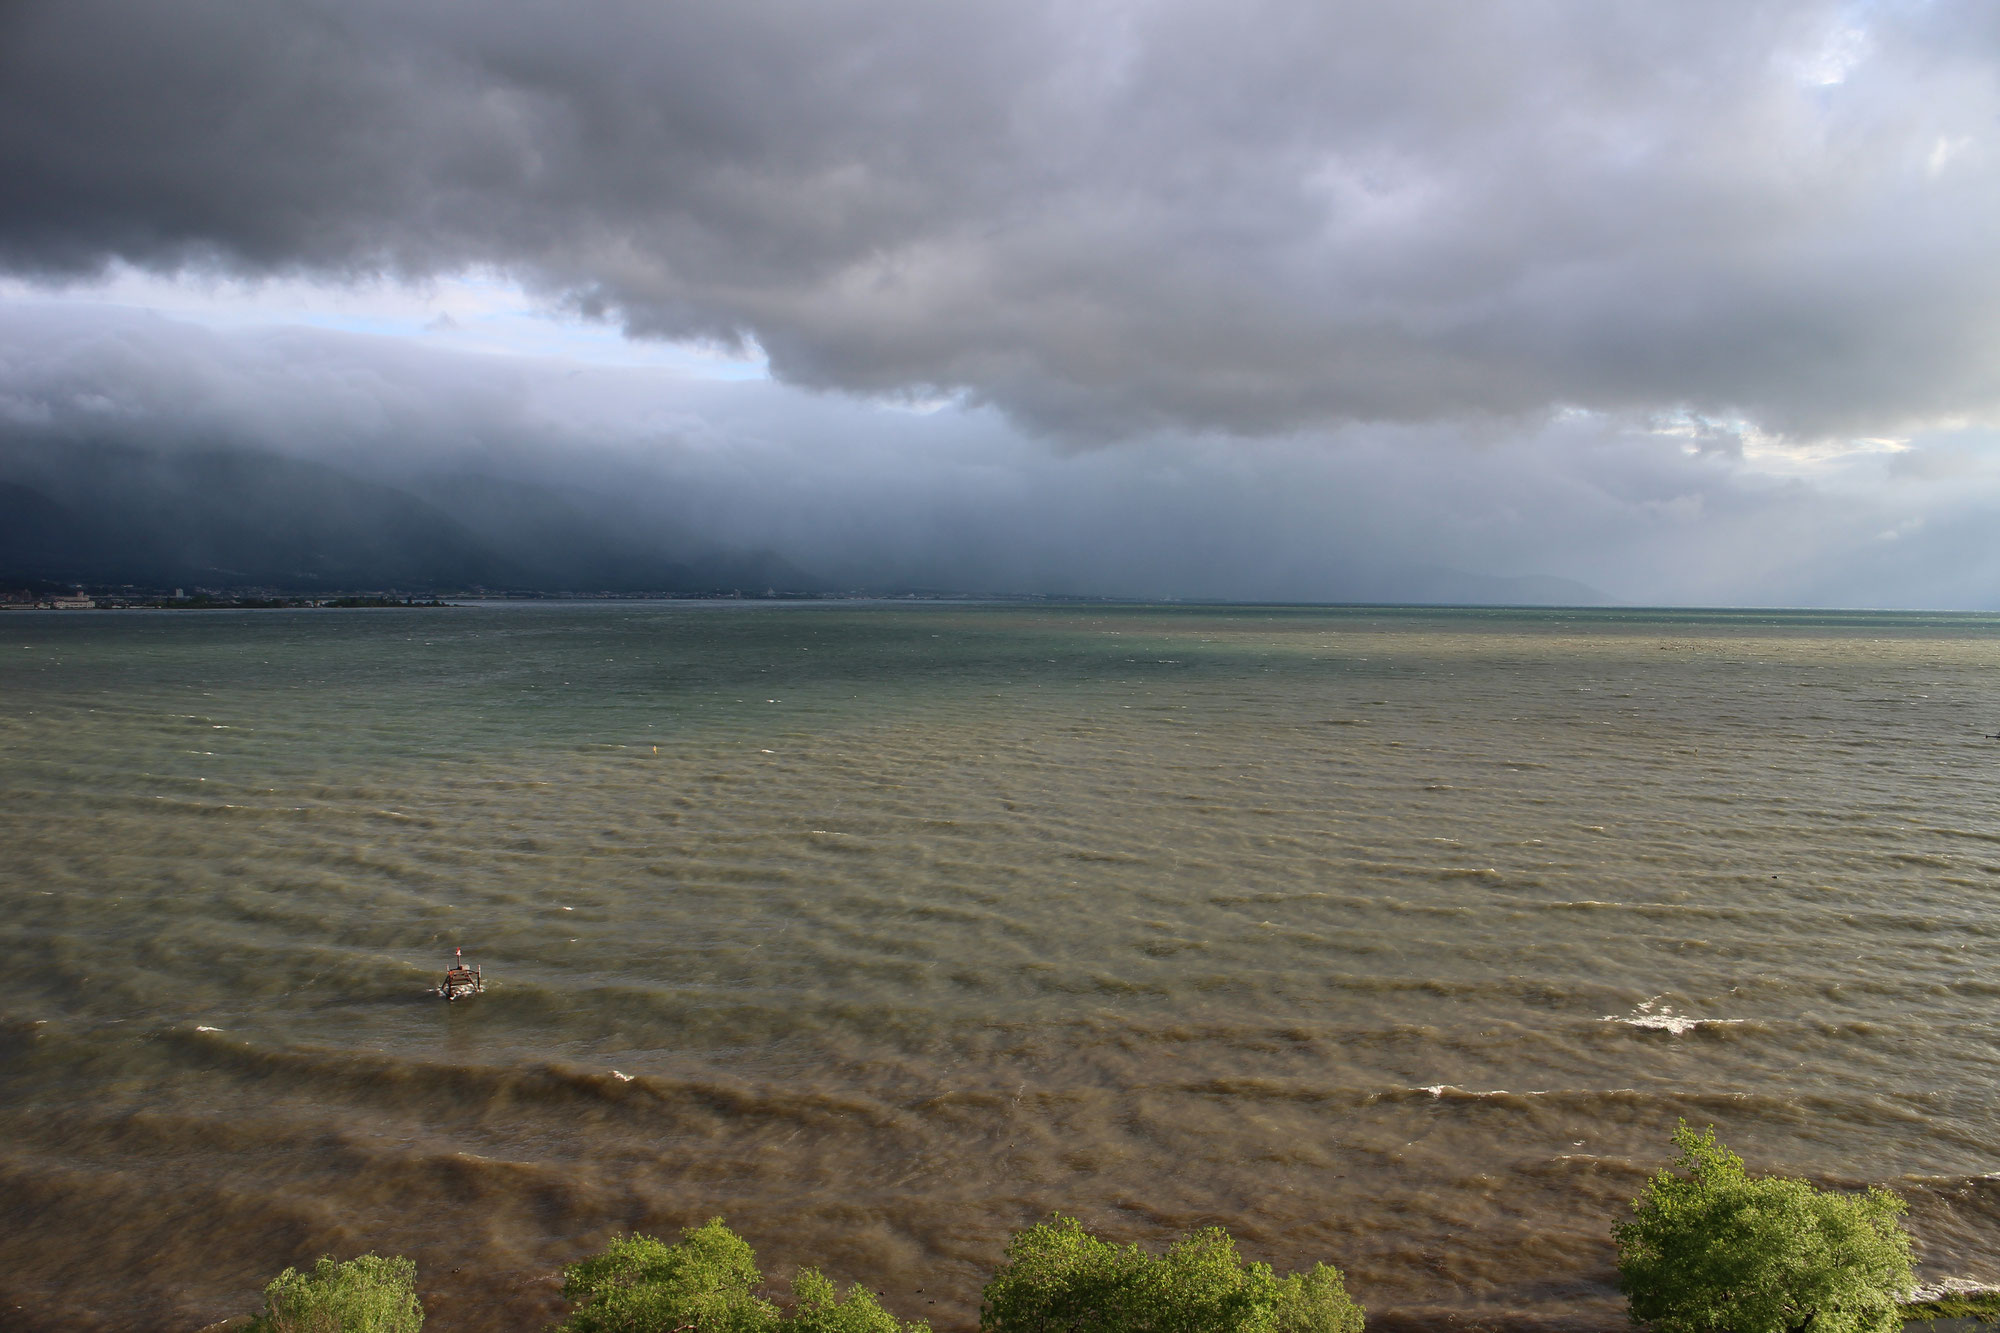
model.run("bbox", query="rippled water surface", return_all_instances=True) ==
[6,602,2000,1332]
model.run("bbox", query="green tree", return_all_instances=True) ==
[980,1214,1363,1333]
[248,1253,423,1333]
[557,1220,780,1333]
[1614,1123,1915,1333]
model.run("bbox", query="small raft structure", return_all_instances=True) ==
[434,948,484,1001]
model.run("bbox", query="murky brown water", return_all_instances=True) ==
[5,603,2000,1333]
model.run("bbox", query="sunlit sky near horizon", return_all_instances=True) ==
[1,267,775,379]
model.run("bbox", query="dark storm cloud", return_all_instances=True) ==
[8,303,2000,606]
[4,0,1998,440]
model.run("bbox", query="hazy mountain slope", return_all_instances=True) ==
[407,471,821,593]
[0,481,84,581]
[0,440,824,593]
[1,440,1599,602]
[0,442,514,588]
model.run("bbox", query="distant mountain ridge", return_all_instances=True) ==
[0,441,820,594]
[0,440,1613,604]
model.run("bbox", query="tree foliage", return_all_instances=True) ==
[555,1220,928,1333]
[1613,1123,1914,1333]
[788,1266,924,1333]
[979,1214,1364,1333]
[248,1253,423,1333]
[556,1221,781,1333]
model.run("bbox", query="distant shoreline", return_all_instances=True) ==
[0,594,455,610]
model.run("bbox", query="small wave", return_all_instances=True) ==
[153,1027,911,1130]
[1603,996,1747,1035]
[1423,1083,1553,1099]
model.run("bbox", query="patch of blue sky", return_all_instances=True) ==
[0,265,771,381]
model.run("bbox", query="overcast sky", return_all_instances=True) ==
[3,0,1998,605]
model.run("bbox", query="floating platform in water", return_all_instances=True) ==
[434,948,483,1001]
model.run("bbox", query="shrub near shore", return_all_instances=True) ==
[245,1253,423,1333]
[981,1215,1363,1333]
[554,1220,925,1333]
[1615,1124,1916,1333]
[230,1127,1955,1333]
[551,1216,1360,1333]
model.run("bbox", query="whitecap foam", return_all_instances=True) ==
[1911,1279,2000,1302]
[1612,1014,1746,1034]
[1604,997,1746,1034]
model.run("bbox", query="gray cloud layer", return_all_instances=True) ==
[5,0,1999,439]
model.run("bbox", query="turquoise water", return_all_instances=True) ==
[4,602,2000,1332]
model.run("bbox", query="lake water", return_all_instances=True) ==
[5,602,2000,1333]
